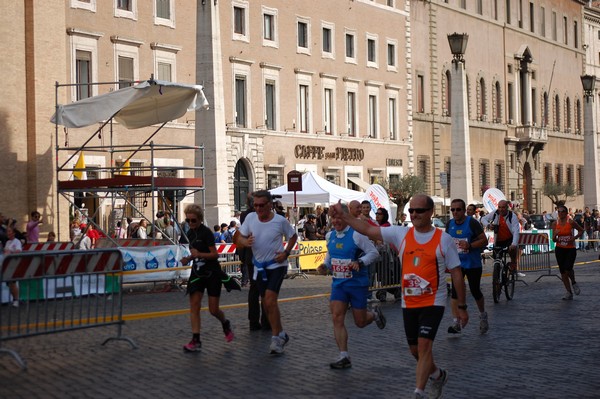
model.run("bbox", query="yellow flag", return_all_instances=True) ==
[73,152,87,180]
[119,159,131,176]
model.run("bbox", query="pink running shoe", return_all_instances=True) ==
[223,320,234,342]
[183,339,201,352]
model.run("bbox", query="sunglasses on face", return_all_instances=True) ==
[254,202,269,208]
[185,218,198,223]
[450,208,463,212]
[408,208,431,214]
[376,212,383,216]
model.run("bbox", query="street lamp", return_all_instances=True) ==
[581,74,596,99]
[447,33,469,63]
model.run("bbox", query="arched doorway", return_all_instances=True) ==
[234,160,250,212]
[523,162,533,212]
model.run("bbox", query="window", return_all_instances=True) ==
[529,2,535,33]
[553,94,560,130]
[565,97,572,132]
[552,11,557,41]
[518,0,523,28]
[157,62,172,81]
[115,0,136,19]
[495,161,505,191]
[478,77,486,120]
[506,0,511,24]
[507,82,514,123]
[477,0,482,14]
[345,32,355,60]
[76,50,92,100]
[444,70,451,116]
[117,0,131,10]
[154,0,174,27]
[479,160,489,195]
[576,99,582,133]
[347,91,357,136]
[566,165,574,187]
[577,165,583,194]
[322,27,332,54]
[118,56,134,88]
[299,84,310,133]
[234,6,245,35]
[265,81,276,130]
[388,98,397,140]
[543,163,551,183]
[542,92,549,127]
[235,76,247,128]
[493,0,498,20]
[555,164,563,185]
[263,13,275,41]
[574,21,578,48]
[460,0,466,10]
[324,88,333,134]
[417,156,430,193]
[368,94,377,138]
[494,81,502,122]
[540,6,546,37]
[417,74,424,113]
[298,21,308,48]
[387,0,394,6]
[367,38,376,64]
[387,42,396,68]
[531,87,537,125]
[266,167,283,190]
[563,16,568,44]
[71,0,96,12]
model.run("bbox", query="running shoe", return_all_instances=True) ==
[11,300,19,308]
[329,356,352,369]
[447,322,462,335]
[269,333,289,354]
[372,306,387,329]
[429,368,448,399]
[222,320,234,342]
[183,339,202,352]
[562,293,573,300]
[572,283,581,295]
[479,312,489,335]
[415,392,428,399]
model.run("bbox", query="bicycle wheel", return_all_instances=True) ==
[505,268,515,300]
[492,261,502,303]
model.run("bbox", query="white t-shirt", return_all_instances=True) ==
[4,238,22,254]
[238,212,296,269]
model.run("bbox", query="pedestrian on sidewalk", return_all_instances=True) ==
[330,194,468,399]
[236,190,298,354]
[180,204,234,352]
[317,203,385,369]
[551,205,584,300]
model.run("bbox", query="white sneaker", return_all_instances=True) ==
[11,300,19,308]
[269,333,289,354]
[429,369,448,399]
[562,293,573,300]
[572,283,581,295]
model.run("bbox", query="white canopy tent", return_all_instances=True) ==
[269,171,366,206]
[51,79,209,129]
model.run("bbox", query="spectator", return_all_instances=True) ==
[303,215,322,240]
[4,226,22,307]
[47,231,56,242]
[375,208,391,227]
[26,211,42,244]
[220,223,232,243]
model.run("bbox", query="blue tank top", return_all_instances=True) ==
[447,216,482,269]
[327,227,368,287]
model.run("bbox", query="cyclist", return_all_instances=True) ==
[481,200,520,273]
[446,199,489,335]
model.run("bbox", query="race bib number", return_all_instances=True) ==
[332,258,353,279]
[453,238,468,254]
[558,235,572,246]
[403,273,432,296]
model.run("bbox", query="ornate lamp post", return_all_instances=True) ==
[447,33,473,204]
[581,75,600,210]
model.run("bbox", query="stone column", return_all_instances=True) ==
[450,59,474,204]
[583,83,600,210]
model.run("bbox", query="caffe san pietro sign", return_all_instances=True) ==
[294,145,364,161]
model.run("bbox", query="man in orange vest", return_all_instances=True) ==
[330,194,468,399]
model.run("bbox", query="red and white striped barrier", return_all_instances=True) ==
[518,232,550,245]
[1,250,122,281]
[214,242,299,254]
[22,242,74,251]
[96,238,171,248]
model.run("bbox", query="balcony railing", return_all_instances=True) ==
[515,125,548,142]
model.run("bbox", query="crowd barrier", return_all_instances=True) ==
[517,232,559,282]
[0,249,137,370]
[22,242,74,251]
[370,244,402,300]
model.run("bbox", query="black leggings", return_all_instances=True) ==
[450,267,483,301]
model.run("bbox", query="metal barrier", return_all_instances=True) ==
[0,249,137,370]
[370,244,402,301]
[518,232,560,282]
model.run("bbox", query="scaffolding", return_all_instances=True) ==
[52,78,208,244]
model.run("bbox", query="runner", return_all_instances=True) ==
[551,205,584,300]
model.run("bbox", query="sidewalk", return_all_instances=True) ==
[1,259,599,398]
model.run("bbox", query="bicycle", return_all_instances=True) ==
[491,246,515,303]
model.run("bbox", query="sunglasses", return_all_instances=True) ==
[254,203,269,208]
[408,208,431,214]
[185,218,198,223]
[450,208,463,212]
[376,212,383,215]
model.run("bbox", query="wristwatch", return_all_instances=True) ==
[458,304,468,310]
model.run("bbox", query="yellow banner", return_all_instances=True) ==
[297,240,327,270]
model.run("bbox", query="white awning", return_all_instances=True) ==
[51,80,209,129]
[347,176,370,191]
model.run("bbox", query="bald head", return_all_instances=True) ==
[348,200,362,218]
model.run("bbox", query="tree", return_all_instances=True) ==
[541,182,577,207]
[381,175,426,222]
